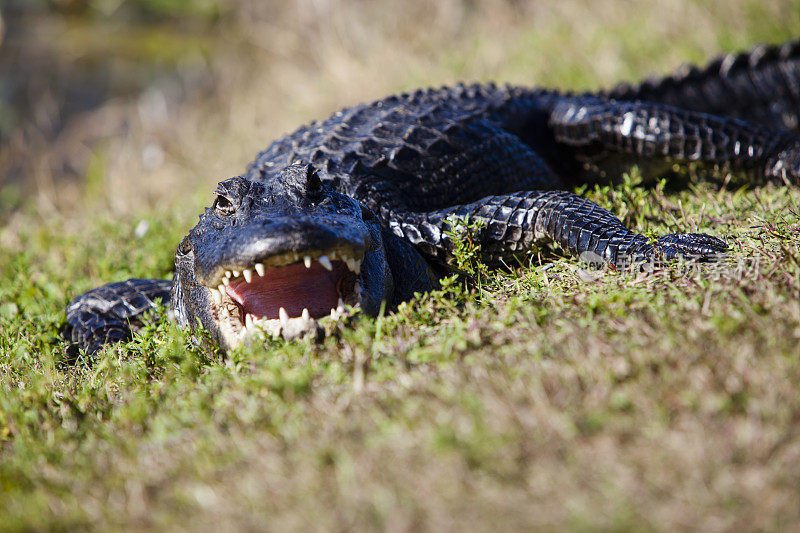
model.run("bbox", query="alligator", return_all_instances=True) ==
[66,39,800,354]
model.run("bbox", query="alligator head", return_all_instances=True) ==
[170,163,394,350]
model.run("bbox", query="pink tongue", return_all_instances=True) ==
[225,262,341,319]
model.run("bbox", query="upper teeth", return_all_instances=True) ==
[217,252,363,285]
[346,257,360,273]
[318,255,333,271]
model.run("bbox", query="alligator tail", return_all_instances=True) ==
[605,39,800,134]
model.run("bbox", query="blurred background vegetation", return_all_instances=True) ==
[2,0,799,224]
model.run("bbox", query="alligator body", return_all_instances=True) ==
[67,40,800,354]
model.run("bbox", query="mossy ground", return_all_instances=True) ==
[2,1,800,530]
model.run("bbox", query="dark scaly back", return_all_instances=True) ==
[606,40,800,133]
[245,83,563,190]
[244,84,511,182]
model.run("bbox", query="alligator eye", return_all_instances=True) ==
[177,236,193,256]
[214,195,235,216]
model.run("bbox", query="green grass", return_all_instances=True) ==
[2,0,800,530]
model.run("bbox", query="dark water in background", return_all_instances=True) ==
[0,0,223,208]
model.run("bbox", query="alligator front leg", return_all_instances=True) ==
[391,190,727,268]
[550,98,800,185]
[65,278,173,355]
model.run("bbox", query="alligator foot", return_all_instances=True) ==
[65,278,172,356]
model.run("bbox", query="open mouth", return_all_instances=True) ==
[206,249,363,347]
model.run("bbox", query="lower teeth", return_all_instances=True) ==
[240,304,356,336]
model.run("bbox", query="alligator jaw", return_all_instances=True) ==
[205,248,363,349]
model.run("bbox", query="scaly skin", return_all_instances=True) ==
[66,39,800,354]
[606,40,800,134]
